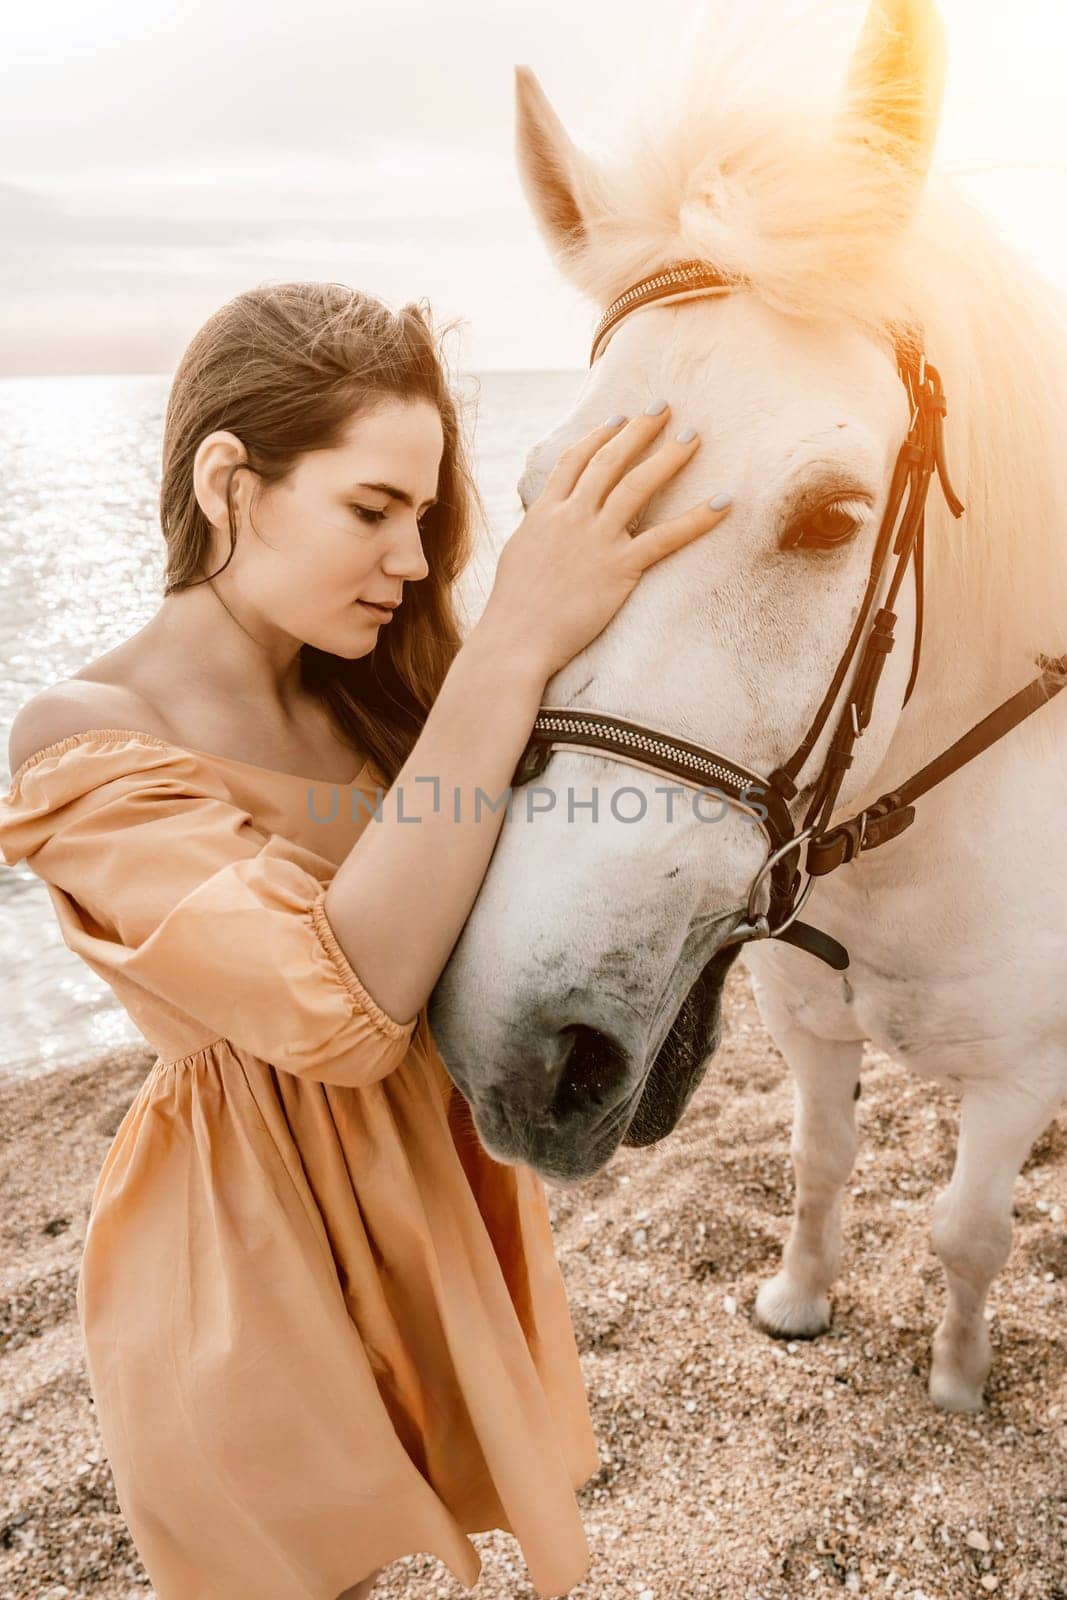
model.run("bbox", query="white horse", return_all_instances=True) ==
[427,0,1067,1413]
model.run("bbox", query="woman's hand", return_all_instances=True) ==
[476,401,732,681]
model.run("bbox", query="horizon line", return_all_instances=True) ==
[0,365,587,382]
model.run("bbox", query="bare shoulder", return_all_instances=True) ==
[7,679,171,777]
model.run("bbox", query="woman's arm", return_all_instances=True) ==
[323,623,547,1025]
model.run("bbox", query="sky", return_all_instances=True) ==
[1,0,1064,375]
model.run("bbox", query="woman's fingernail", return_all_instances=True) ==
[675,426,697,443]
[644,398,668,415]
[604,413,627,427]
[709,492,733,511]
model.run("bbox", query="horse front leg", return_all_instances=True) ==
[929,1063,1067,1412]
[749,993,865,1339]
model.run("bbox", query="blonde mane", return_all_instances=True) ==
[552,0,1067,735]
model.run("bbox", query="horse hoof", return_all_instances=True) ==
[929,1322,992,1412]
[928,1365,986,1413]
[753,1272,832,1339]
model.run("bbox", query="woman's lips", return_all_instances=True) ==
[357,601,394,622]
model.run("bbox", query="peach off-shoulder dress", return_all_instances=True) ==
[0,729,600,1600]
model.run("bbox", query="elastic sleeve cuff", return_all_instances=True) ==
[310,891,418,1039]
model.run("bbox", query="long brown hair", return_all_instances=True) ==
[160,281,484,786]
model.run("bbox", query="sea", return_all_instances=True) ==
[0,370,585,1081]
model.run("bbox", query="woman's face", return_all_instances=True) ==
[199,397,445,660]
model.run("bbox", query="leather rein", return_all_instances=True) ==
[509,260,1067,971]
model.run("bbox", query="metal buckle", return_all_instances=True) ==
[743,825,816,930]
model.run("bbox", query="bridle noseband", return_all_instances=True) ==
[509,260,1067,971]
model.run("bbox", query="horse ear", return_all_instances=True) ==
[840,0,948,187]
[514,65,602,271]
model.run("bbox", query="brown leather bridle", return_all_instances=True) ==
[509,260,1067,970]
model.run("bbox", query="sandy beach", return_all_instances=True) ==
[2,963,1064,1600]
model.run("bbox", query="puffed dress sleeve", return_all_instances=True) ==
[0,732,418,1085]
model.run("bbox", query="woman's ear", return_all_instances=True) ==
[192,430,250,535]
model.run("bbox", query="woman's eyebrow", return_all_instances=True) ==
[356,480,438,511]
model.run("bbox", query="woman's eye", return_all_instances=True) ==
[352,505,431,531]
[783,501,865,551]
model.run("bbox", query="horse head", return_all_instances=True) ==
[427,0,1036,1184]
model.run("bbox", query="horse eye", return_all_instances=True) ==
[783,501,864,551]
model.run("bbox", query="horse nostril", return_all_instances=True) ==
[550,1024,631,1124]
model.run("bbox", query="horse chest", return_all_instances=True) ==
[845,964,1006,1080]
[747,942,1009,1084]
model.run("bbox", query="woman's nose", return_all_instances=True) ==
[386,519,430,582]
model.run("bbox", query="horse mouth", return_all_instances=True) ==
[619,937,742,1147]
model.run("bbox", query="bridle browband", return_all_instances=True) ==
[509,259,1067,971]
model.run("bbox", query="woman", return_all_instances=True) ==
[0,281,731,1600]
